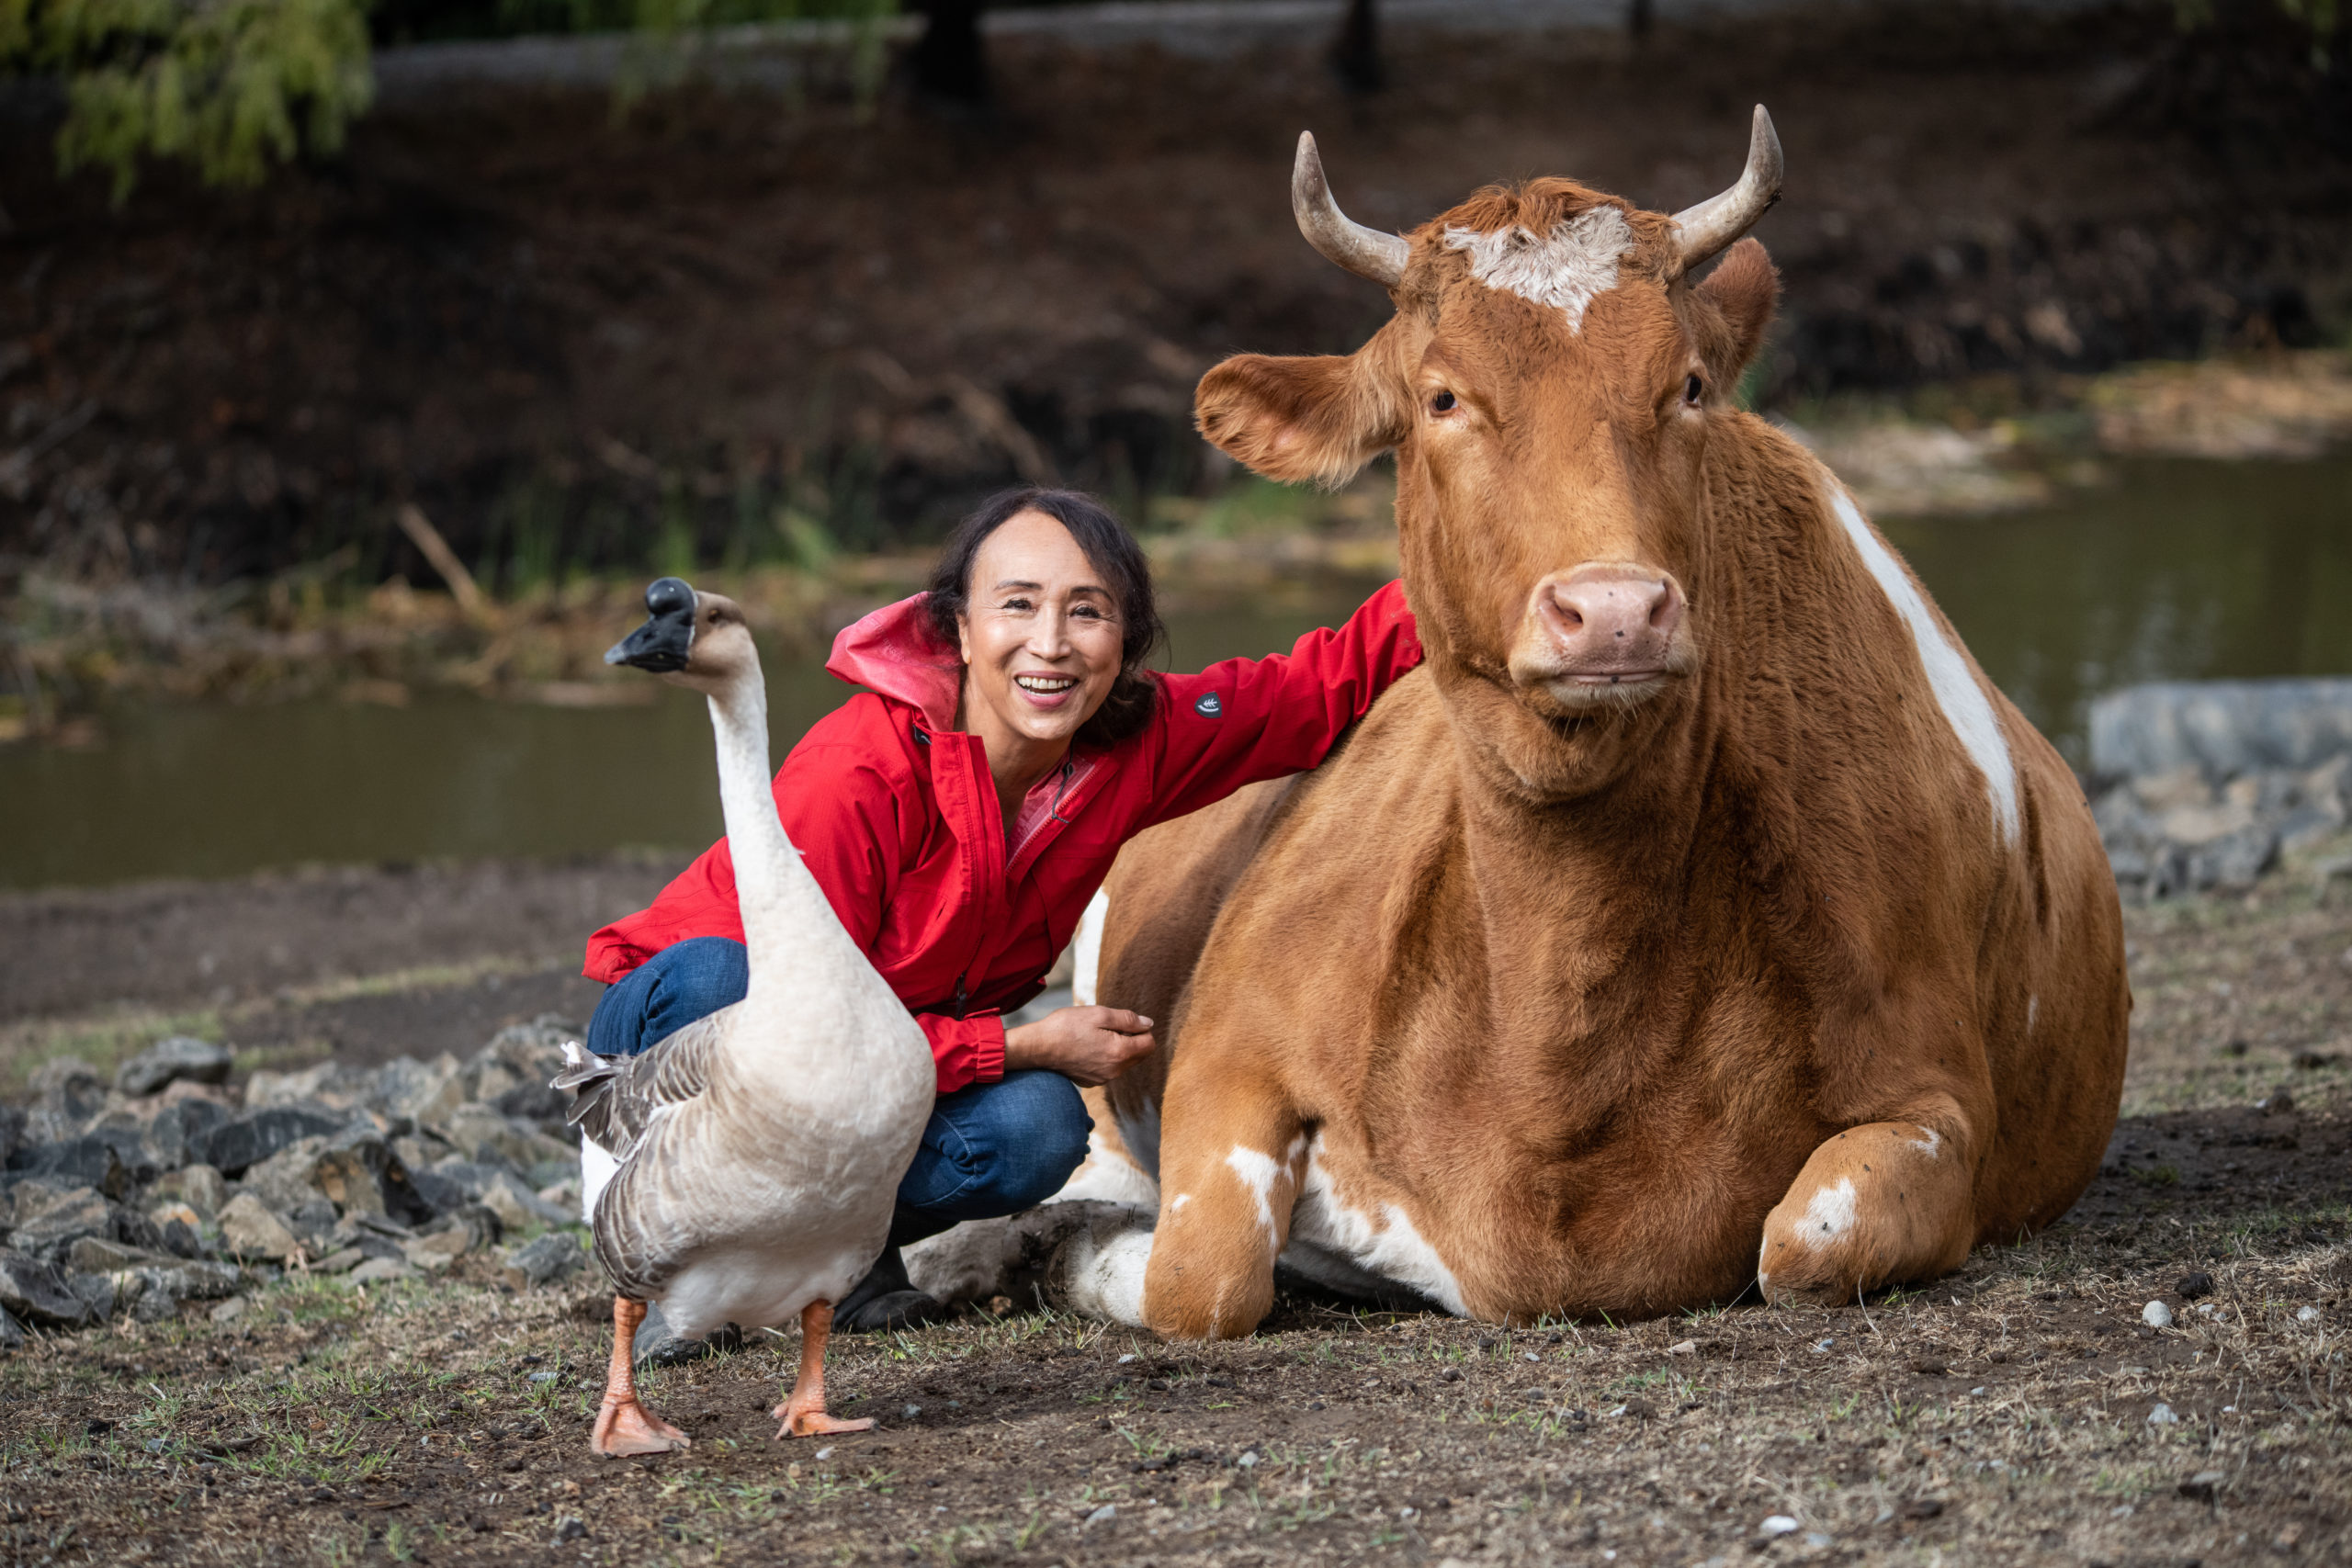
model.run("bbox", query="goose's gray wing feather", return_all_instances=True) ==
[551,1006,735,1160]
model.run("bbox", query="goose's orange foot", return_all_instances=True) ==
[771,1398,876,1439]
[594,1395,691,1457]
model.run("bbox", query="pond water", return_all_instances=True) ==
[4,455,2346,891]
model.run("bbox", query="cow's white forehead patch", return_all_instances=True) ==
[1442,207,1634,333]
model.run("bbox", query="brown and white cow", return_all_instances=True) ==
[931,110,2130,1336]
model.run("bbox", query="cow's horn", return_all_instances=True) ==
[1670,106,1784,272]
[1293,131,1409,287]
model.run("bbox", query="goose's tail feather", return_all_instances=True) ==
[553,1039,626,1143]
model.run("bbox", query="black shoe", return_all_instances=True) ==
[632,1302,744,1369]
[833,1247,947,1333]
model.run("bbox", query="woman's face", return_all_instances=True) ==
[956,510,1125,755]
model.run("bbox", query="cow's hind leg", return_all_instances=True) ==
[1758,1121,1976,1306]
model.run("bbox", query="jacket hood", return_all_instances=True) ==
[827,592,962,731]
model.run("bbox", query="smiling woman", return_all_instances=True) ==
[579,485,1424,1332]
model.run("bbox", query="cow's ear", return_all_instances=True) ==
[1195,342,1408,487]
[1695,237,1779,377]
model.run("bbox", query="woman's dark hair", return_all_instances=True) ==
[925,487,1165,746]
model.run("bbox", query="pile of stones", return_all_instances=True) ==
[0,1017,596,1348]
[2088,680,2352,901]
[2093,755,2350,899]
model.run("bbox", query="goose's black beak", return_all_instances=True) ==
[606,577,697,672]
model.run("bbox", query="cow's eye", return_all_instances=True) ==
[1682,374,1704,406]
[1430,390,1457,414]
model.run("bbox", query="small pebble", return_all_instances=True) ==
[1667,1339,1697,1356]
[2142,1301,2174,1328]
[2147,1404,2179,1426]
[1759,1515,1800,1538]
[1084,1504,1116,1527]
[2297,1306,2321,1323]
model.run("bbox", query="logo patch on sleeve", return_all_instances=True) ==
[1194,693,1223,717]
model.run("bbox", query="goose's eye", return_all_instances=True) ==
[1682,374,1703,406]
[1430,389,1457,414]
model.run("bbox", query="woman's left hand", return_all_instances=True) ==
[1004,1006,1157,1087]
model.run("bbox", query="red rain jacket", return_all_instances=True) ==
[583,581,1421,1093]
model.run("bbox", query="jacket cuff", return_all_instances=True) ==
[920,1011,1009,1094]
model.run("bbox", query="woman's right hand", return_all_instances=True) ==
[1004,1006,1156,1087]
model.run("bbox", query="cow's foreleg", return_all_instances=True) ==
[1138,1093,1307,1340]
[1757,1119,1976,1306]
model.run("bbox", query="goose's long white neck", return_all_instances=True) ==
[705,661,842,1000]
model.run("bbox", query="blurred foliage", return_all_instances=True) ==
[0,0,375,201]
[2,0,893,201]
[371,0,891,45]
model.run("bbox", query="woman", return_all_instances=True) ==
[583,487,1421,1329]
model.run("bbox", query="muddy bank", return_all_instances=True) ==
[3,0,2346,601]
[0,856,684,1092]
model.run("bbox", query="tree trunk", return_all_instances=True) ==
[1330,0,1383,94]
[911,0,989,104]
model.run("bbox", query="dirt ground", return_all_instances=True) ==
[3,863,2349,1564]
[6,0,2348,594]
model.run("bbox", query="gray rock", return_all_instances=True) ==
[143,1100,231,1171]
[189,1107,345,1177]
[9,1135,132,1200]
[217,1194,301,1261]
[421,1204,503,1254]
[405,1167,471,1217]
[67,1272,118,1321]
[440,1104,576,1170]
[241,1125,433,1224]
[114,1037,234,1098]
[2192,825,2279,891]
[284,1199,340,1248]
[6,1187,116,1261]
[368,1054,468,1124]
[0,1247,95,1329]
[474,1168,576,1233]
[65,1236,175,1273]
[0,1303,22,1348]
[149,1165,226,1220]
[501,1231,584,1289]
[346,1257,415,1285]
[2092,679,2352,781]
[23,1060,109,1146]
[242,1061,368,1110]
[128,1259,244,1319]
[155,1218,202,1259]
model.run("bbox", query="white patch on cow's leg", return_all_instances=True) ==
[1049,1125,1159,1209]
[1443,209,1634,333]
[1823,481,2020,845]
[1170,1192,1193,1213]
[1906,1125,1943,1160]
[2027,994,2040,1035]
[1056,1225,1153,1328]
[1070,887,1110,1008]
[1800,1177,1859,1243]
[1224,1145,1283,1236]
[1285,1134,1469,1315]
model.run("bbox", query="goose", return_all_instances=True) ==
[553,576,935,1457]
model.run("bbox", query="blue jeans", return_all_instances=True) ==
[587,937,1091,1248]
